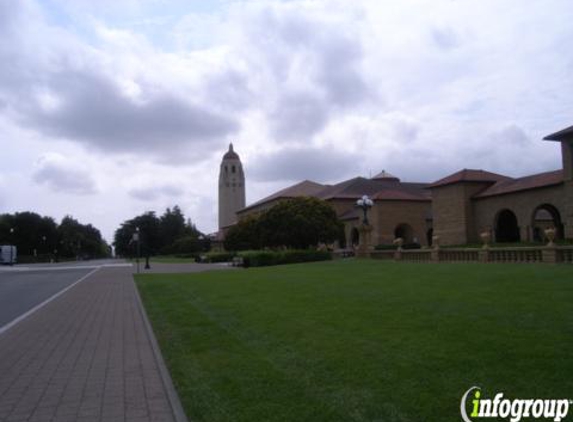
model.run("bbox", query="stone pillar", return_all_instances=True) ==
[478,249,489,263]
[356,224,373,258]
[519,226,529,242]
[479,231,490,263]
[564,181,573,240]
[542,246,557,264]
[393,237,403,261]
[431,235,440,262]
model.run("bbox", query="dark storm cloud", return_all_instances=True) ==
[251,146,360,182]
[128,184,184,201]
[20,70,238,153]
[32,156,97,195]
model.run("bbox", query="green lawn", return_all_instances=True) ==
[135,260,573,422]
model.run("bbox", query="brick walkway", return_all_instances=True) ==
[0,266,184,422]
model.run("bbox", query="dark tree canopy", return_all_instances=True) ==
[113,206,206,257]
[0,212,108,259]
[225,197,343,250]
[224,215,262,251]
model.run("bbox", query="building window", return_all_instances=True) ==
[232,165,236,173]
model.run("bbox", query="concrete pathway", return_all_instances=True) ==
[0,266,186,422]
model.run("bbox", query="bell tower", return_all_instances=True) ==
[218,143,246,229]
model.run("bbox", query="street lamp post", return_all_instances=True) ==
[9,228,14,266]
[355,195,374,258]
[356,195,374,225]
[135,227,141,274]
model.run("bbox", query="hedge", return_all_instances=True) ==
[241,250,332,268]
[204,252,236,263]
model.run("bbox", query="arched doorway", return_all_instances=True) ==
[394,223,415,243]
[351,227,360,247]
[531,204,563,242]
[495,209,520,243]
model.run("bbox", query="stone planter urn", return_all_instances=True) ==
[544,227,556,247]
[393,237,404,250]
[480,231,491,249]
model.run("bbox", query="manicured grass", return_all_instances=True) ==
[135,260,573,422]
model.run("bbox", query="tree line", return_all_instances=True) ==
[0,212,109,261]
[224,197,344,251]
[113,205,208,258]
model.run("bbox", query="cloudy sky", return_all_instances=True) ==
[1,0,572,241]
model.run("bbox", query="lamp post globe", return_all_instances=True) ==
[356,195,374,225]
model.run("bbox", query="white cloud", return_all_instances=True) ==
[129,184,185,202]
[0,0,571,239]
[32,152,97,195]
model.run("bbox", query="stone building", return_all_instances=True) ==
[237,171,433,247]
[224,124,573,247]
[430,125,573,245]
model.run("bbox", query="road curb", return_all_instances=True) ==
[132,276,189,422]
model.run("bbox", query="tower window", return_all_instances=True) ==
[232,165,236,173]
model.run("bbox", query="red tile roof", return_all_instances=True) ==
[316,177,430,201]
[544,125,573,141]
[428,169,510,188]
[474,170,563,198]
[237,180,328,213]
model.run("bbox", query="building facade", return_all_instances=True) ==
[223,125,573,247]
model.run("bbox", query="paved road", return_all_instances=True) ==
[0,268,94,328]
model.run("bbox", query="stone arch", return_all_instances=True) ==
[531,204,563,242]
[394,223,415,243]
[494,209,520,243]
[351,227,360,246]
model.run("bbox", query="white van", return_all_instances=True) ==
[0,245,17,265]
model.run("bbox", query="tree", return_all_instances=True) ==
[0,212,58,256]
[58,216,108,259]
[0,212,108,260]
[113,206,205,257]
[224,215,262,251]
[113,212,161,258]
[159,206,186,251]
[259,197,342,249]
[224,198,342,250]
